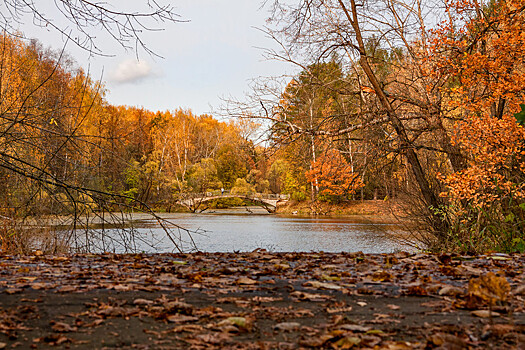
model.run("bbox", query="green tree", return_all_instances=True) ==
[187,158,222,193]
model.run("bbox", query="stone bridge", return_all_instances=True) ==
[177,193,289,213]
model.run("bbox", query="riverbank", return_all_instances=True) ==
[164,198,404,218]
[1,251,524,349]
[276,199,404,218]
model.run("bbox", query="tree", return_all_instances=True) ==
[305,149,363,202]
[0,1,183,56]
[187,158,222,194]
[0,3,191,253]
[225,0,479,234]
[434,0,525,252]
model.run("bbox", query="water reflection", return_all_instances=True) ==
[115,208,412,253]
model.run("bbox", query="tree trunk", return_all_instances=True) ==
[340,0,447,232]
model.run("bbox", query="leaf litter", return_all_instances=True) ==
[0,251,524,348]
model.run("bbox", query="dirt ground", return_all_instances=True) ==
[1,251,524,349]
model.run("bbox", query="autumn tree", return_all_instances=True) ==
[305,149,363,202]
[433,0,525,252]
[224,0,484,237]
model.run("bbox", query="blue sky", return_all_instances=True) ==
[16,1,295,116]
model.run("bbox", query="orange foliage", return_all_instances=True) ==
[432,0,525,115]
[433,0,525,208]
[442,113,525,207]
[305,149,363,198]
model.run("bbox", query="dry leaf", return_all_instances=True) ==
[304,280,343,290]
[274,322,301,331]
[468,272,510,305]
[472,310,500,318]
[236,277,257,285]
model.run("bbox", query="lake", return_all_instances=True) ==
[87,207,413,253]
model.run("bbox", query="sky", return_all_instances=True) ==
[15,1,295,116]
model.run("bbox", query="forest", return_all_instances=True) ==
[1,0,525,255]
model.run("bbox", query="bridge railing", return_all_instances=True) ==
[177,192,290,200]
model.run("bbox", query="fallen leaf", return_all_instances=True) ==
[236,277,257,285]
[133,298,154,306]
[321,274,341,281]
[428,333,468,348]
[372,270,393,282]
[195,332,232,344]
[468,272,510,305]
[339,324,371,332]
[327,306,353,313]
[438,285,464,296]
[30,283,49,290]
[404,284,427,296]
[166,314,199,323]
[304,281,343,290]
[513,285,525,295]
[333,336,361,349]
[252,296,282,303]
[56,285,77,293]
[472,310,500,318]
[18,276,37,282]
[387,304,400,310]
[5,288,23,294]
[164,301,193,314]
[51,321,77,333]
[291,291,332,301]
[274,322,301,331]
[274,263,290,270]
[218,317,252,331]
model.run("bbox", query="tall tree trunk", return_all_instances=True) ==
[339,0,447,232]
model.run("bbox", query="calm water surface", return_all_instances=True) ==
[115,208,411,253]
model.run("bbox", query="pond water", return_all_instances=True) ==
[93,207,413,253]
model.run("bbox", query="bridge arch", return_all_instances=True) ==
[177,193,288,213]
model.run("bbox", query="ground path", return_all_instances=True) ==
[1,251,524,349]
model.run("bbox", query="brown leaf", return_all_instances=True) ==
[164,301,193,314]
[339,324,372,332]
[468,272,510,305]
[428,333,468,348]
[327,306,353,313]
[404,284,427,296]
[274,322,301,331]
[166,314,199,323]
[56,285,77,293]
[236,277,257,285]
[472,310,500,318]
[217,316,252,332]
[513,284,525,295]
[438,285,464,296]
[195,332,232,344]
[51,321,77,333]
[304,281,343,290]
[372,270,393,282]
[133,298,154,306]
[4,288,23,294]
[290,291,332,301]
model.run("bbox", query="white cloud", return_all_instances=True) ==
[111,59,154,84]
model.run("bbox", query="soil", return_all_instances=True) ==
[1,251,524,349]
